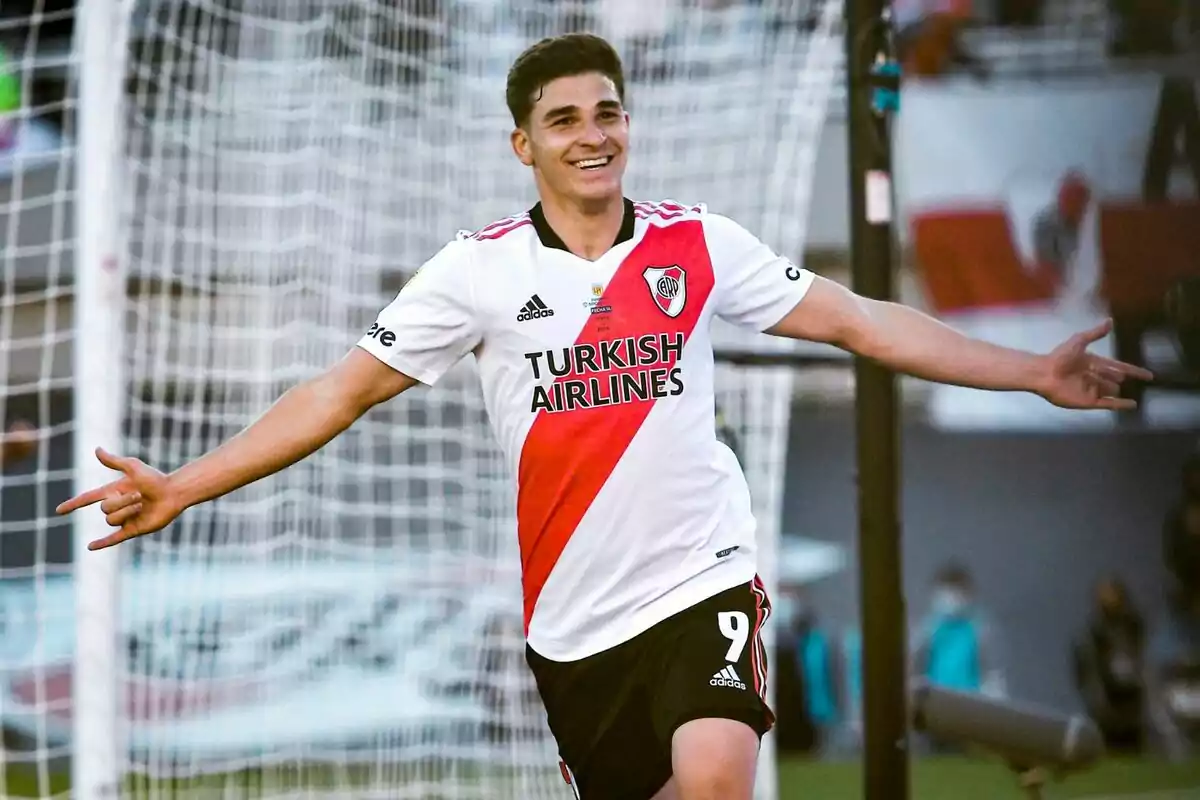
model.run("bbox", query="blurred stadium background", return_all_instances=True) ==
[2,0,1200,798]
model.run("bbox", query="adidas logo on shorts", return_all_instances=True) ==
[710,665,746,690]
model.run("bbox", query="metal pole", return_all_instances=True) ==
[73,0,132,796]
[844,2,908,799]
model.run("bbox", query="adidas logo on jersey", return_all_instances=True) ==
[517,295,555,322]
[710,665,746,690]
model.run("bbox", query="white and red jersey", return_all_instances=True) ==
[357,199,814,661]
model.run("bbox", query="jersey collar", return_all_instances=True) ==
[529,197,636,254]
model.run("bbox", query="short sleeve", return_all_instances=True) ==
[705,213,815,332]
[356,240,482,386]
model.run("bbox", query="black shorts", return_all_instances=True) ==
[526,578,774,800]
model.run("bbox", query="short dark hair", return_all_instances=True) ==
[933,562,973,591]
[505,33,626,127]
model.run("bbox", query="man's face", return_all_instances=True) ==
[511,72,629,206]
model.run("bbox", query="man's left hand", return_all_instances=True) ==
[1037,320,1155,410]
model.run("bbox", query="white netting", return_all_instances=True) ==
[0,1,843,797]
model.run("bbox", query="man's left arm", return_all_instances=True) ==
[766,276,1153,409]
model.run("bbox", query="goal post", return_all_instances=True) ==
[1,2,846,798]
[72,0,132,797]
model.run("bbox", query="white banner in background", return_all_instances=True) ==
[0,561,534,762]
[894,76,1200,431]
[0,541,842,763]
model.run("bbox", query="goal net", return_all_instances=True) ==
[0,1,843,797]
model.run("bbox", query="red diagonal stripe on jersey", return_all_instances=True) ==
[516,221,715,633]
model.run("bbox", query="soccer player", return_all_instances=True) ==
[57,33,1152,800]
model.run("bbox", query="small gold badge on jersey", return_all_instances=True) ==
[582,283,611,316]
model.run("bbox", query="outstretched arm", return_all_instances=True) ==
[57,348,417,550]
[166,347,416,509]
[767,277,1153,409]
[60,237,481,552]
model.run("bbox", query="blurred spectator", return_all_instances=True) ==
[1146,591,1200,758]
[1164,450,1200,611]
[772,586,841,754]
[911,563,1006,699]
[1072,577,1147,753]
[909,563,1005,754]
[892,0,988,80]
[0,420,37,470]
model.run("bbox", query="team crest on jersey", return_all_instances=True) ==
[643,265,687,318]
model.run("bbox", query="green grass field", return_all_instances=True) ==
[4,757,1199,798]
[777,756,1200,799]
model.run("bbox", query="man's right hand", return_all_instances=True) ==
[56,447,185,551]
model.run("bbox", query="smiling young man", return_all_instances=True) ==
[58,33,1152,800]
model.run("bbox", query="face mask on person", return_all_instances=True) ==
[931,587,969,617]
[776,595,812,630]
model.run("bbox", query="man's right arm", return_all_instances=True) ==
[62,238,482,550]
[169,347,416,510]
[172,236,481,509]
[58,347,420,550]
[173,235,480,509]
